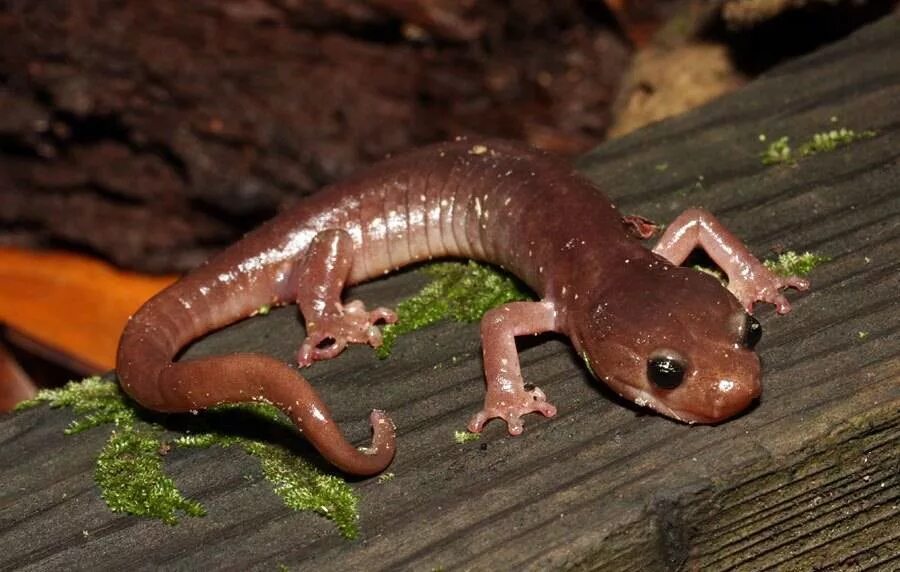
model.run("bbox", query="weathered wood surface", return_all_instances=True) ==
[2,16,899,572]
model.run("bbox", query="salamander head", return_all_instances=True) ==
[573,263,762,424]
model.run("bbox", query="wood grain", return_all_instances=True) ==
[1,16,898,571]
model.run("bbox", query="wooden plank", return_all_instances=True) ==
[2,15,898,571]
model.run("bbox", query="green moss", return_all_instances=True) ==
[243,441,359,538]
[761,136,792,165]
[175,431,360,538]
[210,401,295,431]
[14,375,136,433]
[17,376,360,537]
[453,430,481,444]
[255,304,272,316]
[797,128,876,157]
[96,429,205,525]
[376,261,531,358]
[760,127,875,165]
[173,432,241,448]
[763,251,830,277]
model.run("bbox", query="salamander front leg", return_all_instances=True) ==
[468,301,559,435]
[294,229,397,367]
[653,208,809,313]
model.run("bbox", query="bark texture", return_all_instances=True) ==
[0,0,628,272]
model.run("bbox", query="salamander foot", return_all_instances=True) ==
[467,385,557,436]
[298,300,397,367]
[729,271,810,314]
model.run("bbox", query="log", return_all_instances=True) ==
[1,15,898,571]
[0,0,627,273]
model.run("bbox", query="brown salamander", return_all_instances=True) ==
[117,139,809,475]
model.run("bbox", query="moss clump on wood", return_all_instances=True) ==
[17,376,204,524]
[797,128,876,156]
[759,127,875,165]
[17,377,360,537]
[760,135,792,165]
[96,429,206,525]
[245,441,359,538]
[453,430,481,444]
[15,375,136,433]
[764,251,830,277]
[176,426,360,538]
[376,261,531,358]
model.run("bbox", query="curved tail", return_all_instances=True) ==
[116,282,395,476]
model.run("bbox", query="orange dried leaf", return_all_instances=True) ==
[0,248,177,371]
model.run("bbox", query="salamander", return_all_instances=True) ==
[116,138,809,475]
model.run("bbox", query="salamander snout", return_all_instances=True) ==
[685,369,762,423]
[637,346,762,424]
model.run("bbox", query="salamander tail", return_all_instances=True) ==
[116,303,395,476]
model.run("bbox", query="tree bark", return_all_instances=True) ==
[0,0,629,272]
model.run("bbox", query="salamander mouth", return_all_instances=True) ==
[621,387,733,425]
[661,389,760,425]
[618,387,682,422]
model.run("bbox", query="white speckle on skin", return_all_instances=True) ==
[469,144,488,155]
[234,228,317,275]
[504,197,512,206]
[718,379,735,392]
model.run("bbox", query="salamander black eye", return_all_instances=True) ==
[743,314,762,349]
[647,356,685,389]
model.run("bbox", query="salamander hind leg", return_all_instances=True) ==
[294,229,397,367]
[467,301,560,435]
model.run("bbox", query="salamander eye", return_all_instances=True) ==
[743,314,762,349]
[647,355,685,389]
